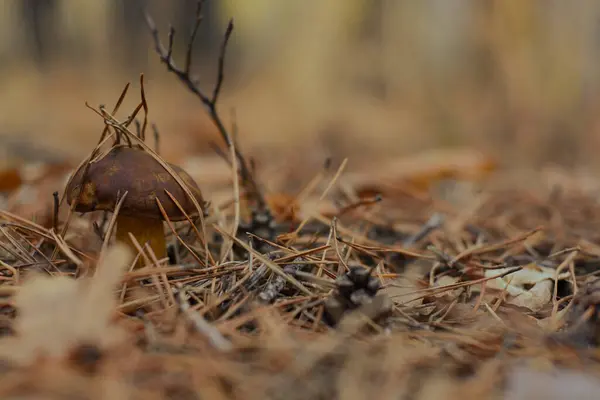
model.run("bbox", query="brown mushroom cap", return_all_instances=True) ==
[66,145,205,221]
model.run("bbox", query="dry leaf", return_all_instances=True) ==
[337,294,393,333]
[434,275,464,300]
[0,168,22,193]
[0,243,133,365]
[265,193,300,223]
[296,196,339,220]
[484,264,569,297]
[343,147,496,196]
[480,264,570,311]
[505,280,553,312]
[382,266,425,307]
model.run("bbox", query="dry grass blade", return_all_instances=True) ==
[331,218,350,273]
[86,101,212,266]
[53,130,117,262]
[464,227,543,258]
[49,229,83,267]
[126,232,169,309]
[336,236,434,259]
[177,284,233,352]
[393,266,522,305]
[214,225,313,296]
[155,196,205,267]
[0,227,34,264]
[287,158,348,241]
[220,114,241,263]
[550,249,580,328]
[145,242,177,308]
[98,191,128,261]
[164,189,214,265]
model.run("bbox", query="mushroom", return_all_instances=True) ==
[65,145,205,268]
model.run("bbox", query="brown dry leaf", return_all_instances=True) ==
[0,243,133,365]
[296,196,339,220]
[337,294,393,334]
[481,264,569,312]
[20,162,73,185]
[342,147,496,196]
[537,306,570,331]
[0,168,22,193]
[433,275,464,300]
[506,280,553,312]
[265,193,300,223]
[482,264,560,296]
[443,302,482,322]
[382,266,425,307]
[5,163,73,226]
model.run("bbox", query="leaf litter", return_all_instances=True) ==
[1,2,600,399]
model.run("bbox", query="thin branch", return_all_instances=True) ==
[145,1,266,210]
[209,141,232,167]
[52,191,59,232]
[212,20,234,105]
[145,9,209,105]
[185,0,204,75]
[139,74,149,141]
[167,26,174,62]
[152,123,160,154]
[134,119,142,138]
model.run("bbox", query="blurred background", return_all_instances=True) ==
[1,0,600,178]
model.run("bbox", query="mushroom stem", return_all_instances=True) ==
[115,215,166,268]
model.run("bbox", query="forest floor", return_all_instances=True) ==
[1,4,600,399]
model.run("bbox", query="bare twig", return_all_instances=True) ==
[51,191,59,232]
[98,191,129,261]
[212,20,234,105]
[402,212,445,247]
[152,123,160,154]
[219,114,241,264]
[214,224,313,296]
[139,74,149,141]
[145,1,266,210]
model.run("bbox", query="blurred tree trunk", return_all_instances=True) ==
[20,0,58,70]
[112,0,149,73]
[0,1,26,68]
